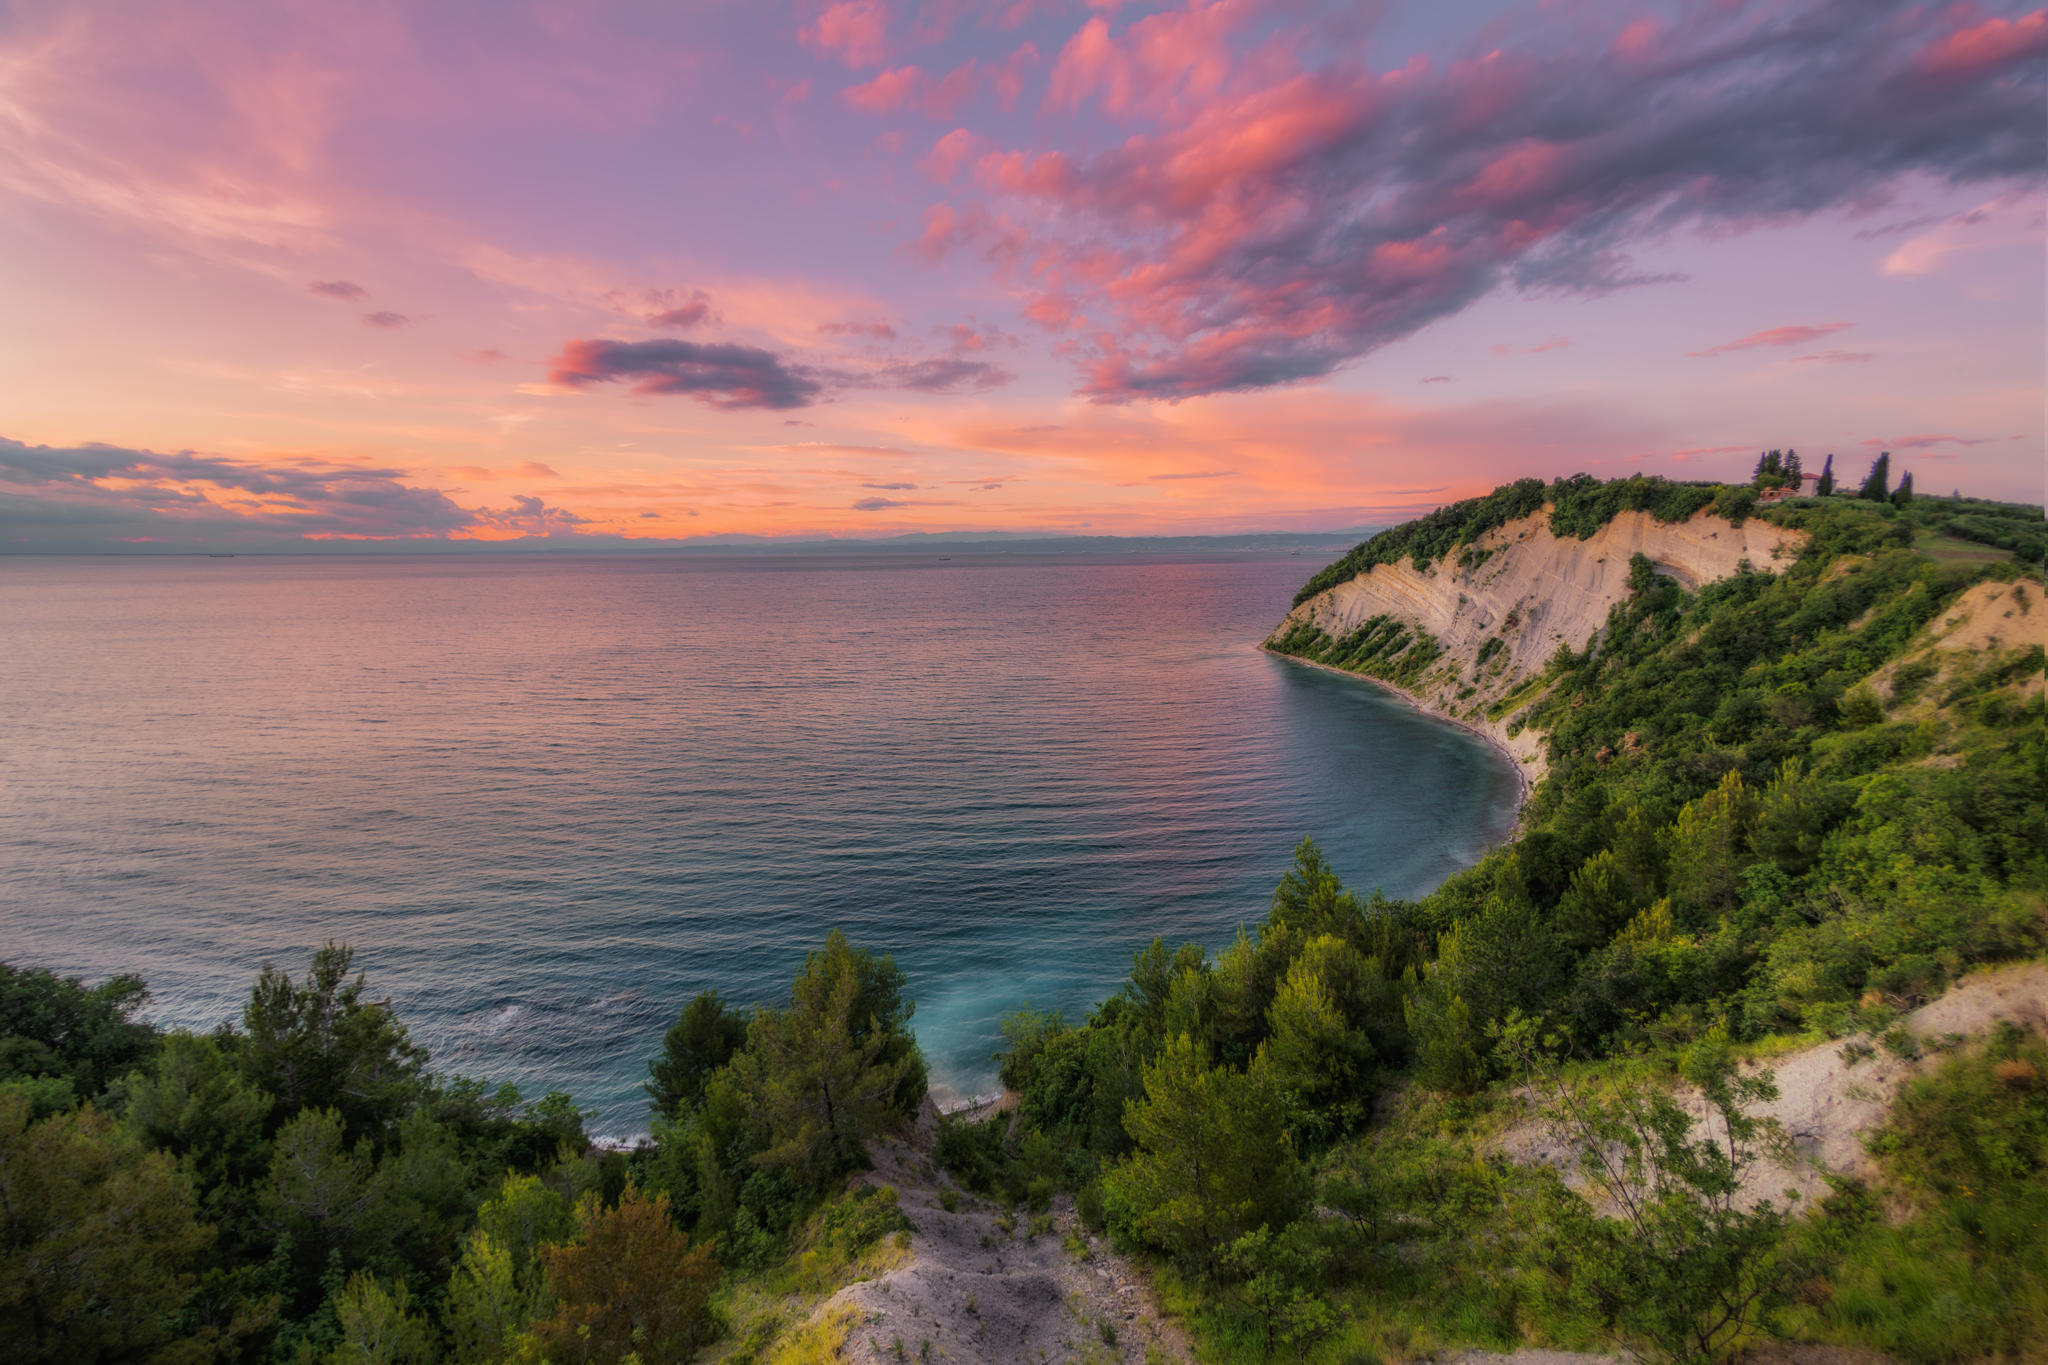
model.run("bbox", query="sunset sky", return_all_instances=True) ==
[2,0,2042,549]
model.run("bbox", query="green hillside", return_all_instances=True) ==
[962,478,2047,1363]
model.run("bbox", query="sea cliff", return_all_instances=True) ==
[1268,502,1807,787]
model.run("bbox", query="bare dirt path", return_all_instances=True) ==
[806,1117,1193,1364]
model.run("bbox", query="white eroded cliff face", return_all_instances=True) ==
[1270,507,1808,786]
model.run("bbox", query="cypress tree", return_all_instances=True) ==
[1892,470,1915,506]
[1816,454,1835,497]
[1858,451,1890,501]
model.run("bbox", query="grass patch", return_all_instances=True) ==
[712,1184,912,1360]
[761,1301,863,1365]
[1915,531,2013,568]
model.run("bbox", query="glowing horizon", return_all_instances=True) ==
[1,0,2042,550]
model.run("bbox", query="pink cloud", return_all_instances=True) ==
[1455,139,1570,211]
[990,43,1039,111]
[844,59,978,119]
[1913,9,2048,84]
[1792,349,1876,364]
[801,0,890,68]
[1611,18,1662,62]
[1687,323,1852,357]
[1862,433,2007,450]
[910,3,2043,401]
[1492,337,1570,357]
[1045,1,1245,119]
[845,65,923,112]
[920,128,985,182]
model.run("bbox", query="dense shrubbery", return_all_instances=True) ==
[1269,614,1444,686]
[951,484,2045,1362]
[0,931,925,1363]
[1292,477,1548,603]
[1292,474,1733,606]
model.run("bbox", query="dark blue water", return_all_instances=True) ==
[0,553,1518,1136]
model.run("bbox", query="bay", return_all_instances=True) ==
[0,552,1519,1137]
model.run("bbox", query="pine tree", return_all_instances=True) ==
[738,930,925,1183]
[1892,470,1915,506]
[1783,450,1802,486]
[238,943,426,1145]
[1101,1035,1306,1267]
[1858,451,1891,501]
[1816,454,1835,497]
[646,990,745,1120]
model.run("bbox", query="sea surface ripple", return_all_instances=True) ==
[0,552,1519,1137]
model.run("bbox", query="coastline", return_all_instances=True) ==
[1262,644,1534,826]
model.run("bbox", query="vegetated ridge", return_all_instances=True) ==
[958,468,2046,1365]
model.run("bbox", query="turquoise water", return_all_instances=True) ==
[0,552,1518,1137]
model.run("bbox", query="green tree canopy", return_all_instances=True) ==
[0,1091,211,1365]
[237,944,426,1146]
[734,930,926,1184]
[0,962,158,1104]
[1102,1034,1306,1268]
[646,989,746,1120]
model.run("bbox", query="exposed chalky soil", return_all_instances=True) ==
[816,1131,1191,1365]
[1493,962,2048,1211]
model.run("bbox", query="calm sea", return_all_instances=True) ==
[0,552,1518,1137]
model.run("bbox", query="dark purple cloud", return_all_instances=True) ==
[648,289,713,327]
[547,335,1016,408]
[820,319,899,339]
[0,437,482,546]
[862,481,918,489]
[309,280,367,301]
[650,302,711,327]
[853,496,906,510]
[606,287,719,328]
[865,356,1014,393]
[927,0,2048,401]
[549,338,826,409]
[472,494,588,536]
[363,310,410,329]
